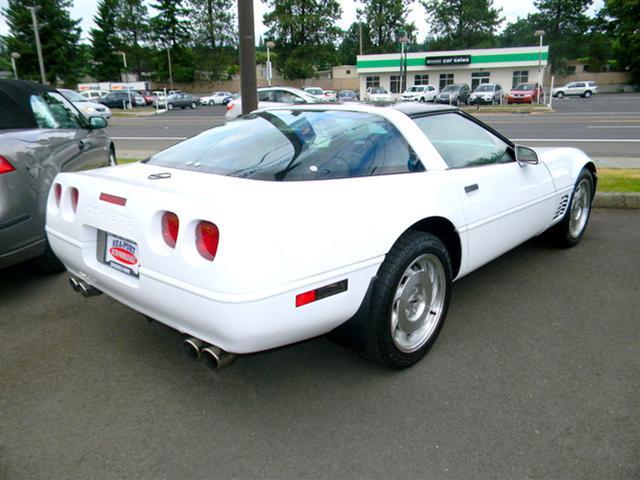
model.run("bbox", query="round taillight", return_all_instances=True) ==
[195,221,219,261]
[54,183,62,206]
[161,212,179,248]
[70,187,79,212]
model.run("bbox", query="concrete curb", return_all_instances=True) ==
[594,192,640,209]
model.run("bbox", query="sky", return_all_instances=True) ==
[0,0,604,44]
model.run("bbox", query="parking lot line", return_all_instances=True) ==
[586,126,640,129]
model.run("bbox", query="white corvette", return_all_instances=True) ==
[46,103,596,369]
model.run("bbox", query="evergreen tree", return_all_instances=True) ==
[338,21,371,65]
[91,0,124,81]
[117,0,151,75]
[598,0,640,82]
[357,0,414,53]
[263,0,342,79]
[421,0,503,49]
[151,0,190,48]
[2,0,82,84]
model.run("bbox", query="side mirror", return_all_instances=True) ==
[515,145,539,166]
[89,116,107,129]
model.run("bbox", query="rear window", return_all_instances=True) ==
[146,110,423,181]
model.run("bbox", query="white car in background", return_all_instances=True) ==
[304,87,327,100]
[552,81,598,98]
[225,87,323,121]
[324,90,338,102]
[79,90,110,101]
[59,88,112,119]
[469,83,504,105]
[200,91,233,105]
[401,85,438,102]
[365,86,393,103]
[46,103,596,371]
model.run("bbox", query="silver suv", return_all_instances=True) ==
[552,81,598,98]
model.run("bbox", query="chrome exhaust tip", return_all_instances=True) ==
[182,337,205,359]
[69,276,102,297]
[201,345,236,370]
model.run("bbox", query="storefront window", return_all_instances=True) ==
[366,76,380,88]
[439,73,454,90]
[390,75,401,93]
[414,74,429,86]
[512,71,529,88]
[471,72,491,90]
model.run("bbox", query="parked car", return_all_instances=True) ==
[139,91,155,105]
[401,85,438,102]
[507,83,541,104]
[164,93,200,110]
[59,88,112,120]
[99,91,136,109]
[365,86,393,103]
[324,90,338,102]
[469,83,503,105]
[79,90,110,101]
[225,87,323,121]
[304,87,327,100]
[131,92,146,107]
[46,102,596,370]
[200,91,233,105]
[0,79,115,272]
[552,81,598,98]
[338,90,359,103]
[434,84,471,105]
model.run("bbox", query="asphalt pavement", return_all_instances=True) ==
[107,94,640,167]
[1,209,638,479]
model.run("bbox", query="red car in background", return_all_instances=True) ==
[507,83,542,104]
[139,91,155,105]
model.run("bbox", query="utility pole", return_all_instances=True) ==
[535,30,545,104]
[167,47,174,89]
[114,51,131,108]
[238,0,257,114]
[359,22,363,56]
[26,6,46,84]
[266,41,275,87]
[10,52,21,79]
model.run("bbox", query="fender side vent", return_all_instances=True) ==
[553,194,570,220]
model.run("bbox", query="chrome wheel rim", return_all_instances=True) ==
[391,253,446,353]
[569,178,591,238]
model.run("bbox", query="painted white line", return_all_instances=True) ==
[111,136,187,140]
[586,126,640,129]
[511,138,640,143]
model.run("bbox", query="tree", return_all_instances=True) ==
[90,0,124,81]
[533,0,593,72]
[499,14,542,48]
[2,0,82,84]
[262,0,342,79]
[117,0,151,75]
[150,0,192,82]
[338,21,371,65]
[357,0,414,53]
[421,0,503,50]
[598,0,640,83]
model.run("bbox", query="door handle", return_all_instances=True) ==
[78,140,89,150]
[464,184,479,194]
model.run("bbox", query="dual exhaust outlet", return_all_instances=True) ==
[183,337,236,370]
[69,275,234,370]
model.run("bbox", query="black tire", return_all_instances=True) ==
[556,91,564,98]
[109,146,117,166]
[363,231,452,369]
[583,90,592,98]
[30,242,66,274]
[190,102,197,109]
[167,103,174,110]
[419,96,426,102]
[542,168,594,248]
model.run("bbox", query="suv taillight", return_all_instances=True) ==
[226,102,235,110]
[0,155,15,174]
[195,221,219,261]
[70,187,79,212]
[161,212,179,248]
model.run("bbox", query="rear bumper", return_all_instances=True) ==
[47,226,380,354]
[507,97,534,103]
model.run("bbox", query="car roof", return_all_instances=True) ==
[392,103,458,116]
[0,79,57,129]
[261,102,457,117]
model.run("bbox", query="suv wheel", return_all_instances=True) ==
[556,91,564,98]
[583,90,592,98]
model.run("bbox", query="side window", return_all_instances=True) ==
[258,91,273,102]
[30,93,84,129]
[413,113,513,169]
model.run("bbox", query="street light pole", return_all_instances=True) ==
[266,41,275,87]
[238,0,257,114]
[397,29,408,94]
[114,51,131,108]
[535,30,545,104]
[26,6,46,84]
[10,52,20,79]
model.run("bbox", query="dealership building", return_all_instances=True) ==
[356,46,549,97]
